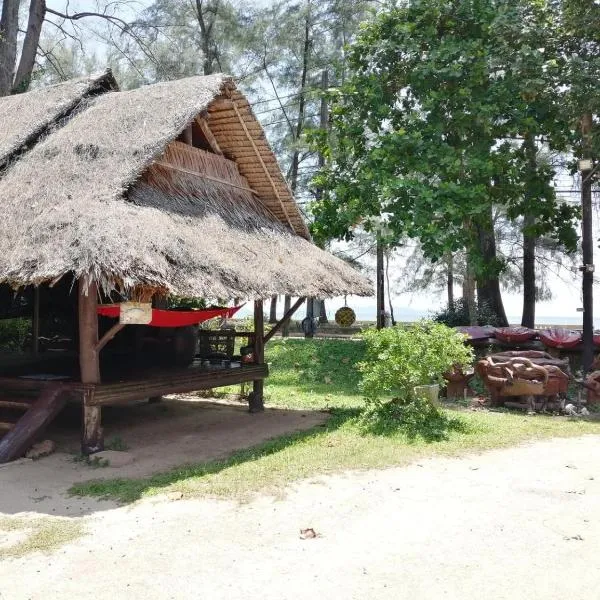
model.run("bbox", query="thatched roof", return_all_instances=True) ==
[0,72,371,299]
[0,70,116,170]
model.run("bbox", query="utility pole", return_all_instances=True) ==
[376,239,385,329]
[580,113,594,373]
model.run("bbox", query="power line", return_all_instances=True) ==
[262,113,321,127]
[253,98,322,117]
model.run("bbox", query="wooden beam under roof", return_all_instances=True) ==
[196,117,223,155]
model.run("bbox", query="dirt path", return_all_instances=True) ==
[2,435,600,599]
[0,397,326,516]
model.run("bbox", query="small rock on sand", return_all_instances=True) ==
[25,440,56,460]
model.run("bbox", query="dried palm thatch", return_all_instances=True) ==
[0,72,371,299]
[0,70,117,169]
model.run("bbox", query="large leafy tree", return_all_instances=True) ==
[311,0,580,326]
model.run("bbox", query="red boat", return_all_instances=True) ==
[538,327,581,349]
[494,326,536,344]
[455,326,495,342]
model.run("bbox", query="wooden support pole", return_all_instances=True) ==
[196,117,223,155]
[249,299,265,413]
[96,323,126,353]
[32,286,40,355]
[264,297,306,344]
[78,278,103,454]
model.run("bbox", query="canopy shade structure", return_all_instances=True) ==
[0,71,371,300]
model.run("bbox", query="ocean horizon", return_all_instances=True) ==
[237,304,592,327]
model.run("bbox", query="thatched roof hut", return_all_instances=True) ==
[0,70,370,300]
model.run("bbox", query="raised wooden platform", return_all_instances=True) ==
[0,360,269,460]
[0,361,268,406]
[91,362,268,406]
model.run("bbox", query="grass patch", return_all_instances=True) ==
[0,516,83,559]
[69,338,600,504]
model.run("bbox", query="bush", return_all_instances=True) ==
[167,297,207,309]
[358,321,473,438]
[359,320,473,401]
[0,318,31,351]
[360,395,469,441]
[432,298,502,327]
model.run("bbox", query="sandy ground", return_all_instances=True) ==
[0,396,326,516]
[1,435,600,599]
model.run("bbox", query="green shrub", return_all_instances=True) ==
[0,318,31,351]
[358,321,473,438]
[167,297,207,309]
[360,395,470,440]
[359,320,473,401]
[432,298,502,327]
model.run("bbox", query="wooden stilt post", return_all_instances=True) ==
[78,278,103,454]
[249,299,265,413]
[32,286,40,355]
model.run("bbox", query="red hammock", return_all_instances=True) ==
[97,305,243,328]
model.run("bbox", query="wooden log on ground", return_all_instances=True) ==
[0,385,67,464]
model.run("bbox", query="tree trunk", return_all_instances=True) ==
[13,0,46,94]
[289,5,311,194]
[318,299,328,323]
[521,215,536,328]
[282,295,291,336]
[521,133,537,329]
[269,295,278,324]
[0,0,20,97]
[305,297,314,339]
[475,208,508,327]
[385,248,396,325]
[462,262,477,325]
[194,0,221,75]
[446,252,454,307]
[376,239,385,329]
